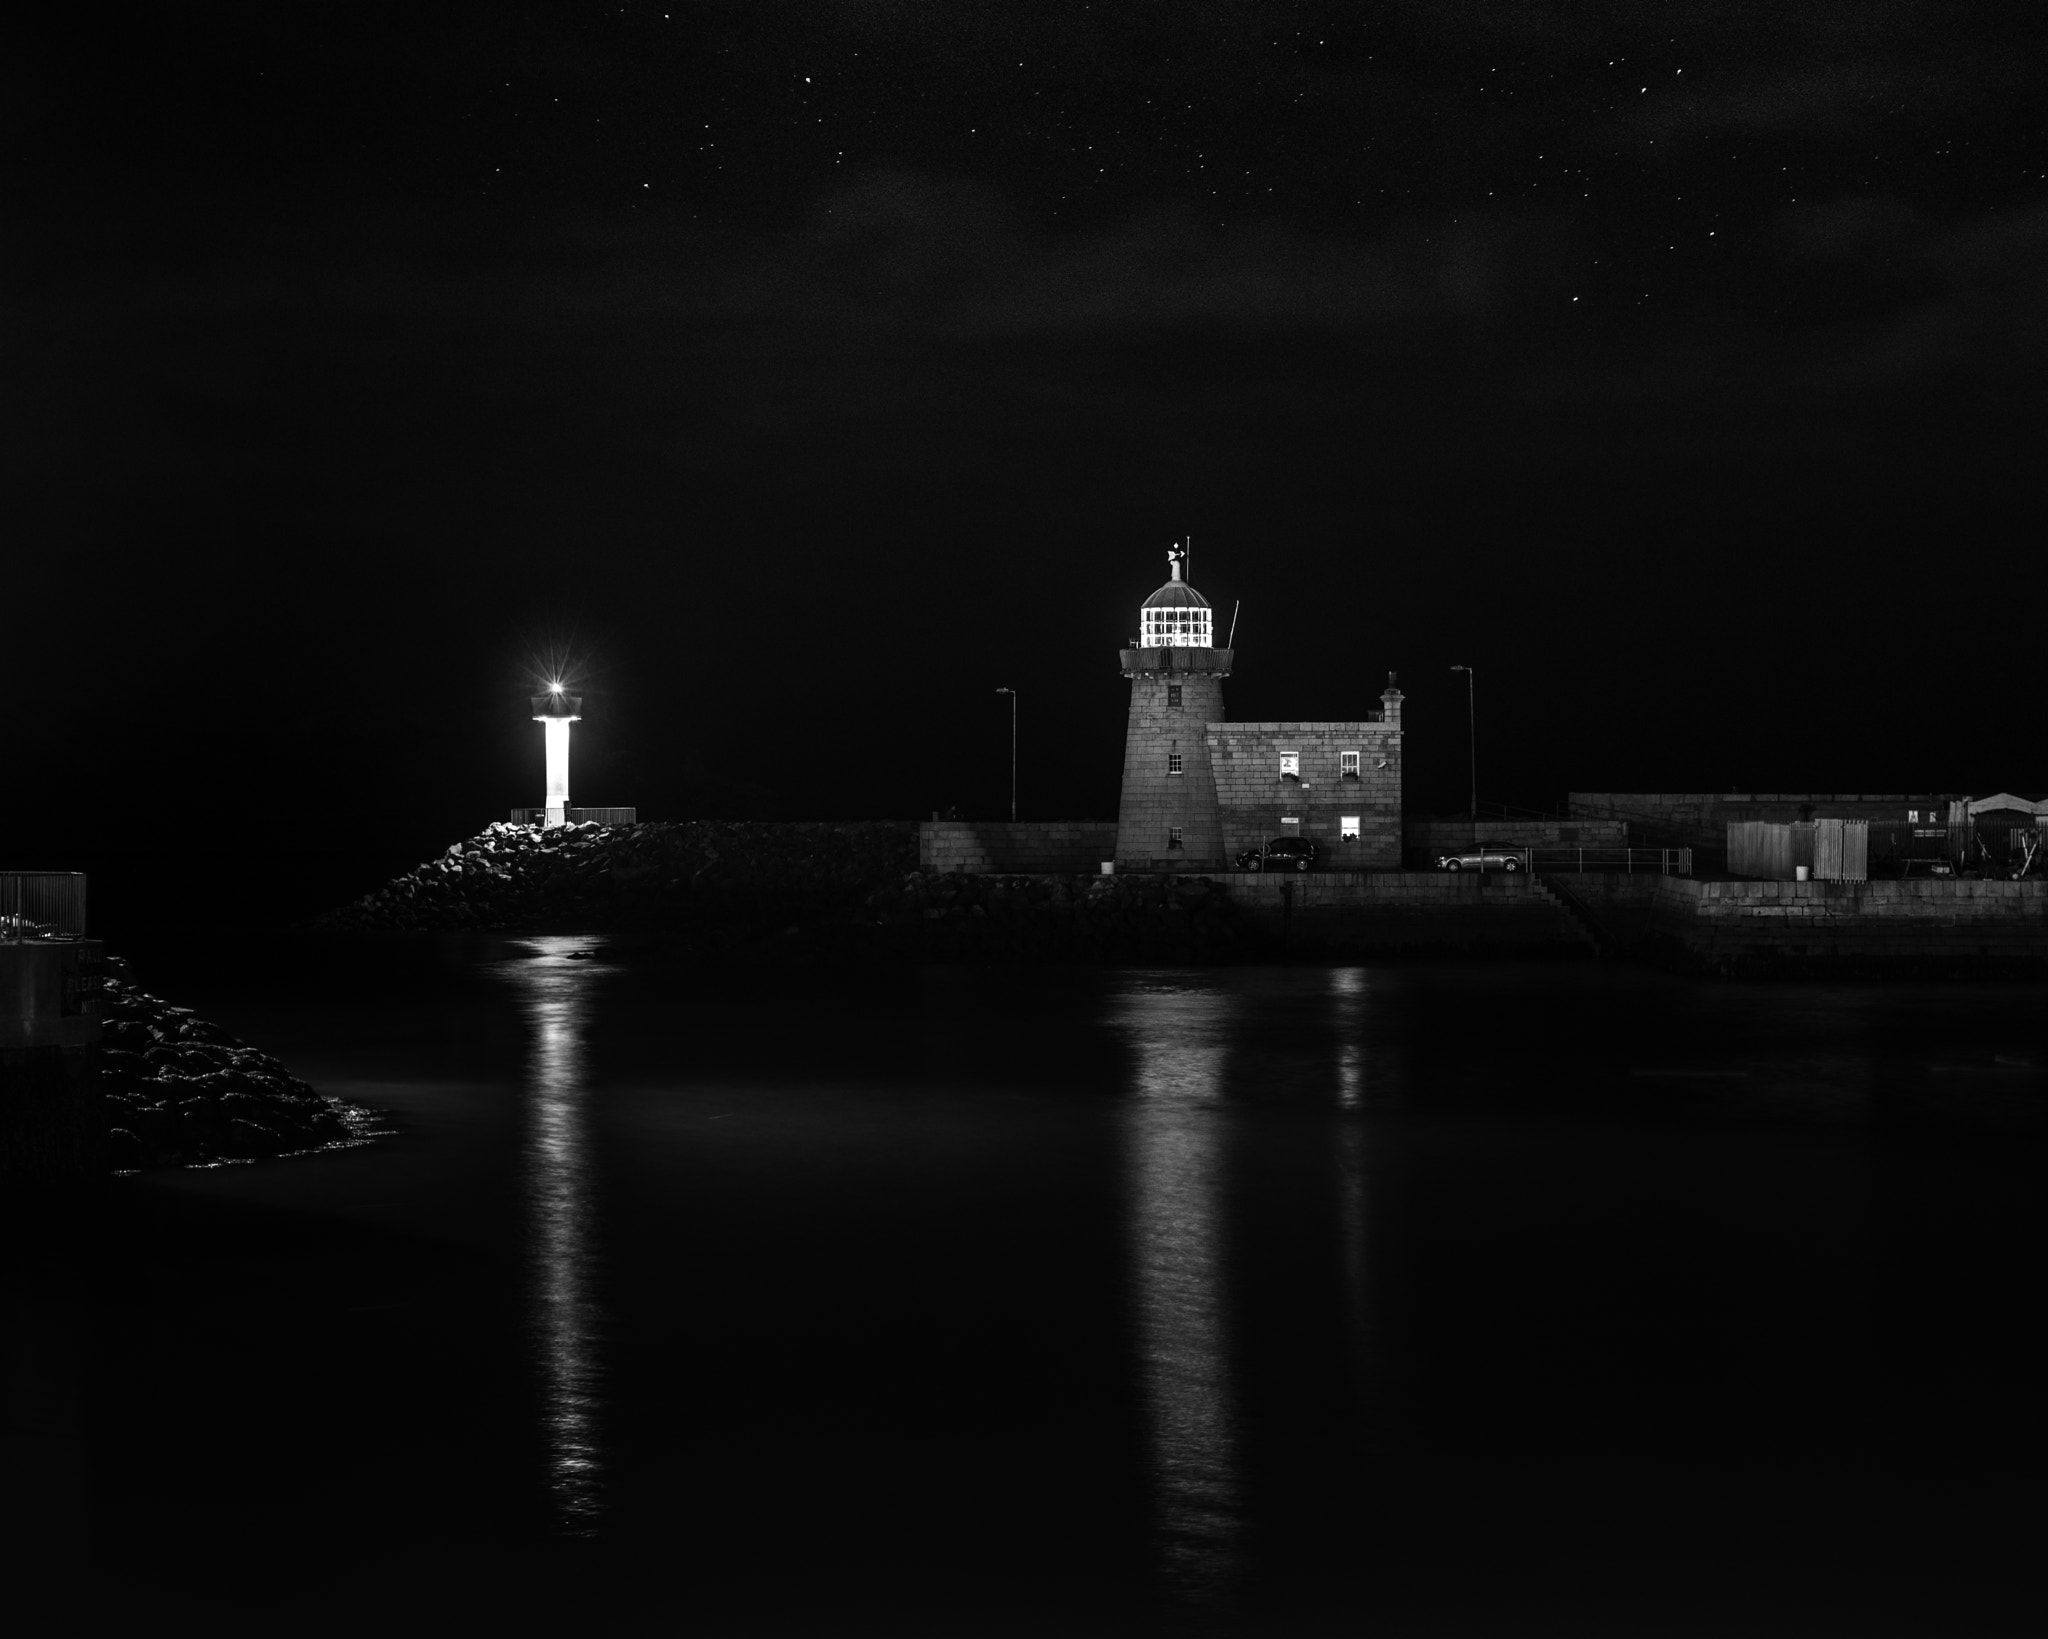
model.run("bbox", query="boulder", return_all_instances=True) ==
[218,1091,269,1123]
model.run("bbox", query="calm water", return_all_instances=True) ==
[14,940,2045,1635]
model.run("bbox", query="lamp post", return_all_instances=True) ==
[995,688,1017,823]
[1450,665,1476,841]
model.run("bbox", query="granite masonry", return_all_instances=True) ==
[1114,551,1404,870]
[1209,716,1404,868]
[1115,641,1234,869]
[920,821,1120,875]
[1405,818,1629,856]
[1644,877,2048,974]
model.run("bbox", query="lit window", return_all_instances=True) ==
[1341,751,1360,779]
[1167,752,1183,775]
[1167,685,1183,708]
[1280,753,1300,779]
[1139,603,1212,648]
[1341,815,1361,839]
[1167,827,1184,849]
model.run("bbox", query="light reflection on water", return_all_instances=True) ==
[1115,976,1245,1615]
[495,936,611,1534]
[1330,969,1375,1420]
[141,947,2044,1626]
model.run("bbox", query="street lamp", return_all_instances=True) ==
[995,688,1017,823]
[1450,665,1476,838]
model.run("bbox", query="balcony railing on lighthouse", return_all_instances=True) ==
[508,807,639,828]
[1,872,89,940]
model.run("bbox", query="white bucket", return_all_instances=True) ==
[1794,865,1811,882]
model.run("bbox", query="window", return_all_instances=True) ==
[1280,753,1300,779]
[1140,606,1213,648]
[1341,751,1360,780]
[1167,752,1183,776]
[1167,827,1184,849]
[1167,684,1183,709]
[1341,815,1361,840]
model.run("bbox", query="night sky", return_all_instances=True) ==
[10,3,2045,935]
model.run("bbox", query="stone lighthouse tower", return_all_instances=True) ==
[1116,545,1233,869]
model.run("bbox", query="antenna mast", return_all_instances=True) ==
[1227,599,1241,651]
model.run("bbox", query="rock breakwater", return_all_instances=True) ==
[101,979,382,1171]
[311,818,1257,961]
[311,819,920,938]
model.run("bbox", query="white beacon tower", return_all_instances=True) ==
[531,684,583,828]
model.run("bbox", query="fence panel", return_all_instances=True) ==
[1813,819,1841,879]
[507,807,639,826]
[1809,818,1869,881]
[1728,821,1799,878]
[1,872,89,938]
[1729,822,1763,877]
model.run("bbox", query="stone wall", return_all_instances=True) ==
[870,869,1591,961]
[1535,873,1665,950]
[920,820,1120,875]
[1,940,104,1181]
[1645,877,2048,973]
[1209,710,1403,869]
[1217,870,1585,951]
[1406,818,1629,853]
[870,870,1258,962]
[0,1043,103,1181]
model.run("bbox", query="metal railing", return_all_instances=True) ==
[507,807,640,827]
[1532,848,1692,876]
[2,872,89,939]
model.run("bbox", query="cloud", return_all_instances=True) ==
[1633,55,1996,146]
[12,172,2047,535]
[737,171,1583,338]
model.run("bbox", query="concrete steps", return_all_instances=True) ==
[1527,875,1605,954]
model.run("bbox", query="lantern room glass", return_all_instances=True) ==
[1140,605,1213,647]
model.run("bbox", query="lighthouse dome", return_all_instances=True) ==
[1142,580,1211,611]
[1138,551,1214,647]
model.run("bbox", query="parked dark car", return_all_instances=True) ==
[1434,844,1528,873]
[1237,837,1318,872]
